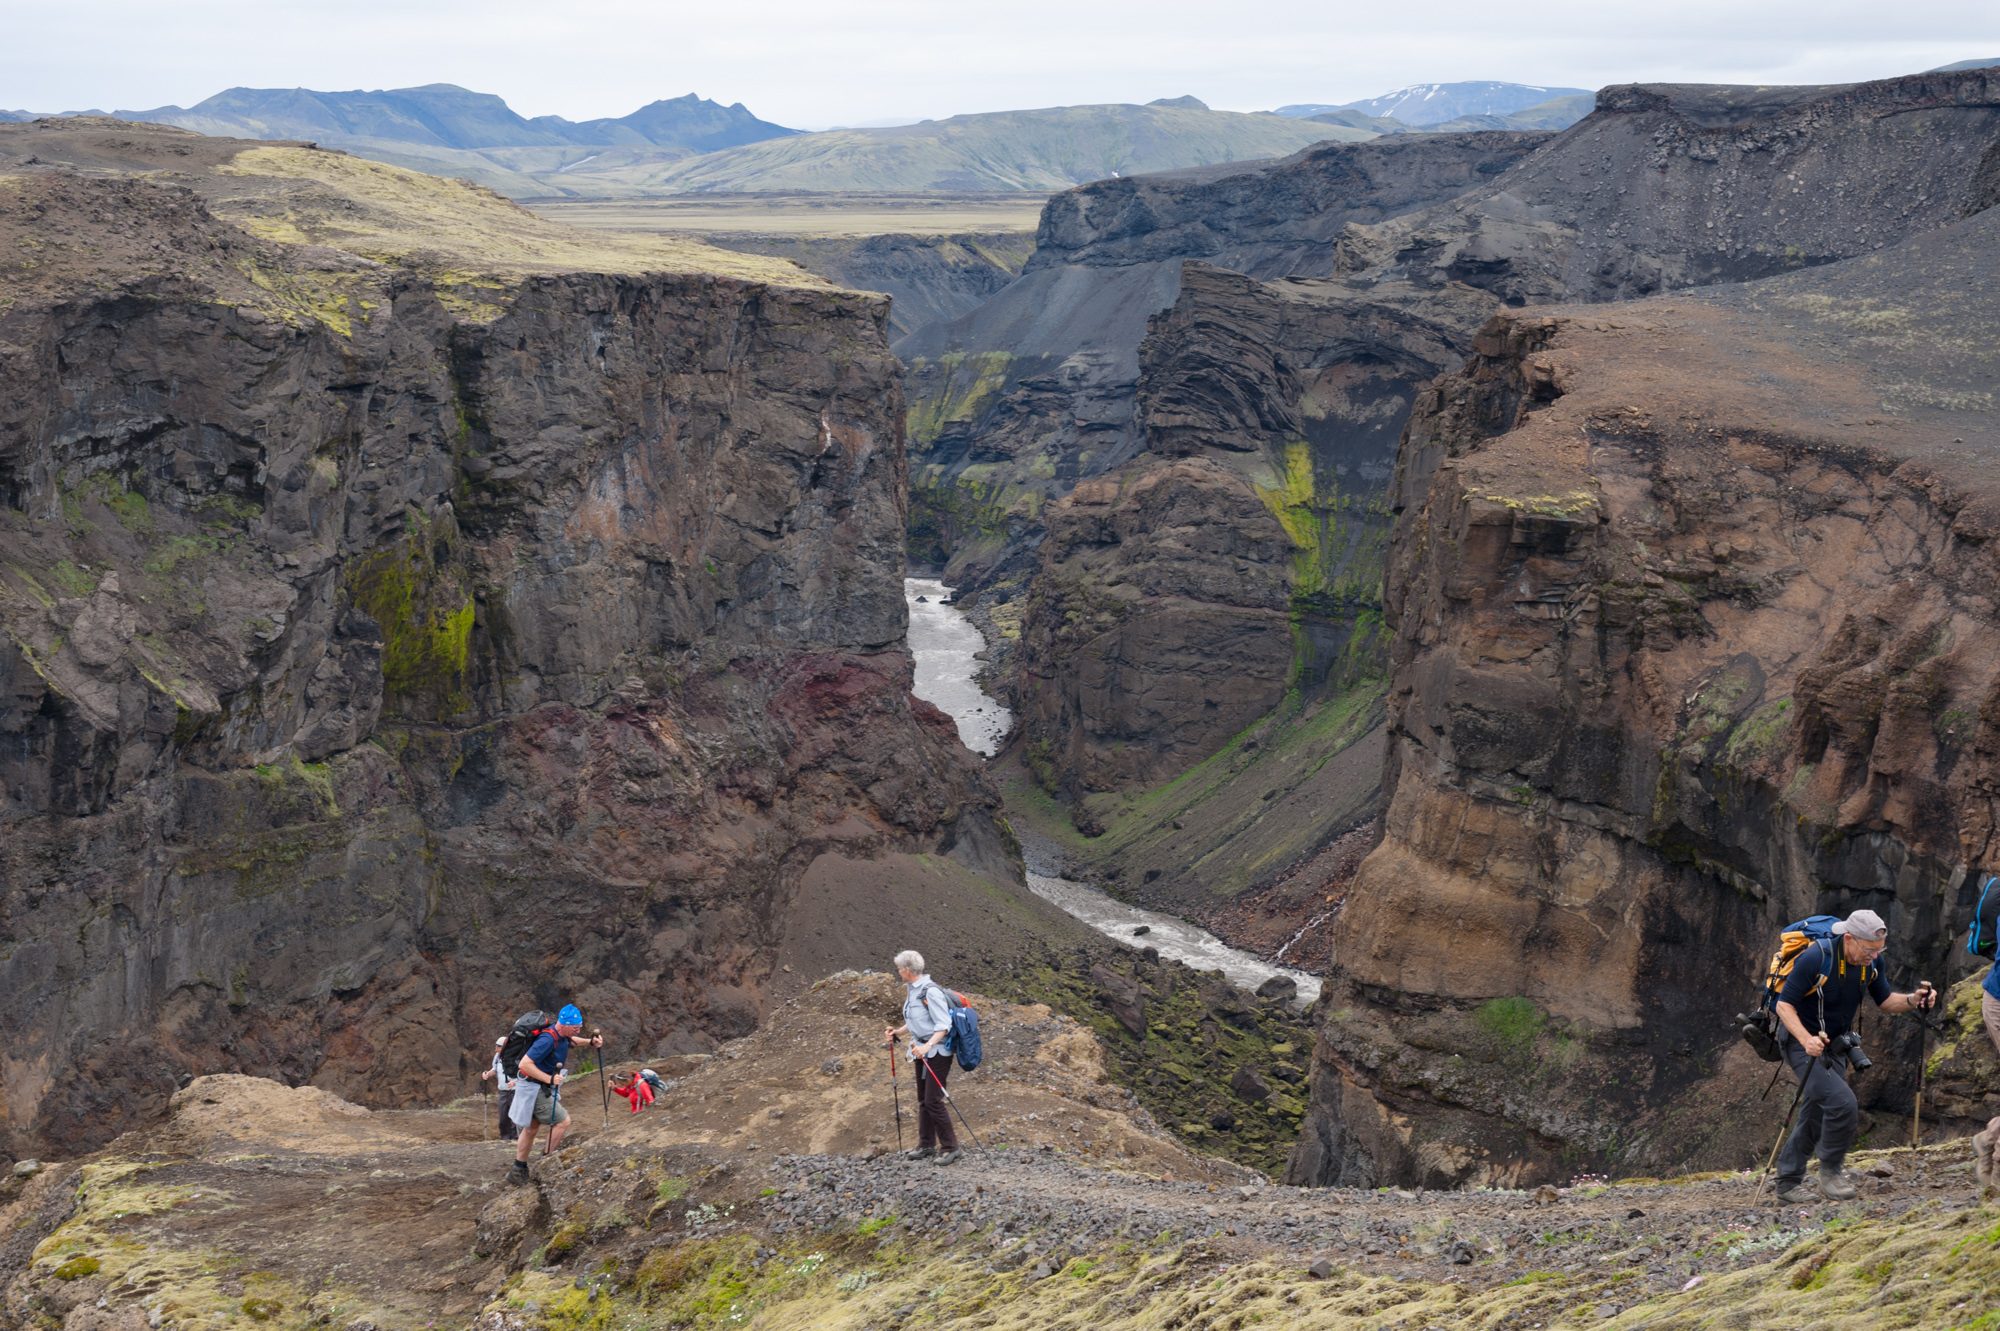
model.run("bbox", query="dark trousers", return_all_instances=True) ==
[914,1052,958,1151]
[497,1087,520,1141]
[1777,1038,1857,1182]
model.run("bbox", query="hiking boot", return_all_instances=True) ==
[1773,1178,1816,1205]
[507,1161,531,1187]
[905,1146,935,1160]
[1816,1163,1858,1200]
[934,1149,963,1166]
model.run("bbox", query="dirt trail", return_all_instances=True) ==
[2,974,1991,1330]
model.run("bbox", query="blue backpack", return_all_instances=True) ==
[1970,875,1999,960]
[941,986,983,1072]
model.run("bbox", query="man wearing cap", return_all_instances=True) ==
[1772,909,1937,1203]
[507,1004,603,1185]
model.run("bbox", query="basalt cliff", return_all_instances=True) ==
[1296,75,2000,1186]
[912,67,2000,918]
[900,67,2000,1181]
[0,120,1006,1160]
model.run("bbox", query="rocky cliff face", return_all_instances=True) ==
[1013,264,1488,802]
[0,121,998,1159]
[1343,69,2000,307]
[1294,185,2000,1186]
[901,133,1547,601]
[923,67,2000,836]
[704,231,1033,342]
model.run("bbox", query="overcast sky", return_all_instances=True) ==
[5,0,1996,128]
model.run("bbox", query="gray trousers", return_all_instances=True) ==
[1776,1038,1858,1182]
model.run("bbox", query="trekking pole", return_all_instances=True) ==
[595,1027,609,1128]
[887,1035,906,1152]
[1755,1053,1818,1204]
[1908,985,1939,1149]
[545,1079,559,1157]
[919,1051,984,1152]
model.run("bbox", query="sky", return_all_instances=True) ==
[4,0,1996,128]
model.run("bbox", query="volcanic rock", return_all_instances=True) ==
[0,120,1004,1158]
[1295,137,2000,1186]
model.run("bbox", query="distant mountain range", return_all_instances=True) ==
[1275,81,1593,127]
[1302,92,1597,136]
[602,99,1369,195]
[0,87,1365,198]
[120,83,797,152]
[14,66,1993,200]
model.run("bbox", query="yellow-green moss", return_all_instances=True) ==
[484,1202,2000,1331]
[1472,488,1599,518]
[1926,969,1992,1076]
[47,559,99,597]
[1253,440,1327,595]
[345,510,476,716]
[907,351,1011,445]
[52,1255,101,1280]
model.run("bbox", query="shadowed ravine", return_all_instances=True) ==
[903,578,1321,1005]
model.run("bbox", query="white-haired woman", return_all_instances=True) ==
[882,949,960,1164]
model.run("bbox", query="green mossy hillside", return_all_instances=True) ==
[1011,951,1315,1177]
[482,1194,2000,1330]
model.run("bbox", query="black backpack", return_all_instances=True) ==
[1970,874,1999,960]
[498,1010,552,1078]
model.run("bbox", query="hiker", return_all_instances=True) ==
[479,1034,519,1141]
[506,1004,602,1185]
[882,949,960,1165]
[1985,944,2000,1063]
[1771,909,1936,1203]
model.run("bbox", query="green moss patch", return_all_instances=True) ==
[345,508,477,717]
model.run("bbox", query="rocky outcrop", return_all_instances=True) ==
[922,67,2000,832]
[705,231,1033,341]
[0,121,1000,1159]
[1294,189,2000,1187]
[900,132,1547,597]
[1341,68,2000,307]
[1014,265,1488,800]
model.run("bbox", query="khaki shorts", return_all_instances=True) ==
[533,1088,570,1127]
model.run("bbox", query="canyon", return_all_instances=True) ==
[0,118,1012,1159]
[899,65,2000,1183]
[4,51,2000,1331]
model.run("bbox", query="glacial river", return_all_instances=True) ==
[903,578,1321,1008]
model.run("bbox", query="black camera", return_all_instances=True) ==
[1831,1030,1871,1071]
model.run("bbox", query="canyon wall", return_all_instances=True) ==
[0,122,998,1158]
[1295,198,2000,1186]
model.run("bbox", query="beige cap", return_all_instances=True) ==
[1832,908,1887,941]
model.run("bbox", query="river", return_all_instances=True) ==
[903,577,1322,1008]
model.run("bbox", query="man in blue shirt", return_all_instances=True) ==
[507,1004,603,1186]
[1772,909,1936,1203]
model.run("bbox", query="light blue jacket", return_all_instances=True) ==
[903,976,955,1056]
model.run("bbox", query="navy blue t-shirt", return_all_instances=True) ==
[519,1031,572,1083]
[1778,938,1891,1037]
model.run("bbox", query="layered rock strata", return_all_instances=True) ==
[0,121,998,1158]
[901,132,1547,596]
[1295,198,2000,1186]
[919,67,2000,830]
[1015,265,1487,798]
[704,231,1034,341]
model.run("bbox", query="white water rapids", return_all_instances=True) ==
[903,577,1322,1008]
